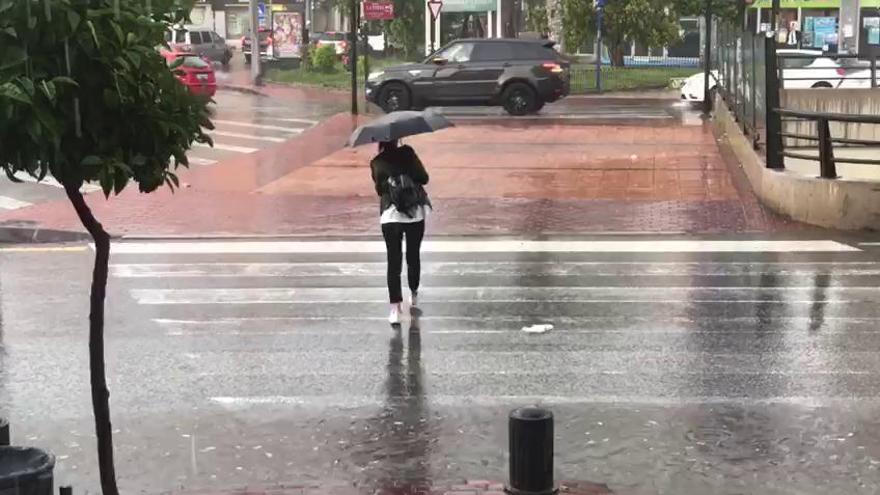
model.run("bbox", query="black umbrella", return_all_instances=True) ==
[346,109,454,147]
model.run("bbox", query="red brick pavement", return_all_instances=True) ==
[0,115,801,238]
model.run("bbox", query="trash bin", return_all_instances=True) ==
[0,447,55,495]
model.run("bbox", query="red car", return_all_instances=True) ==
[162,50,217,97]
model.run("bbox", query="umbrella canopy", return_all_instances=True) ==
[346,109,454,147]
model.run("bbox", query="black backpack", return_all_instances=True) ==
[386,174,423,218]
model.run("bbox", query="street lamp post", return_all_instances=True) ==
[249,0,262,85]
[595,0,604,93]
[350,0,359,115]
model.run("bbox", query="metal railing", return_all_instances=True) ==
[772,109,880,179]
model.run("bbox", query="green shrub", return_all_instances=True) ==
[312,45,338,73]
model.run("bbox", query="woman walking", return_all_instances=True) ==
[370,140,431,325]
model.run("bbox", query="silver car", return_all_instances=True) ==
[166,26,232,66]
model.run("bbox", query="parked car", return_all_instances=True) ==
[166,26,232,66]
[365,38,570,116]
[680,49,859,103]
[242,28,275,64]
[162,50,217,97]
[315,31,352,56]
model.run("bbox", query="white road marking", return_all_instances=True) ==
[109,261,880,278]
[130,286,878,305]
[212,119,307,133]
[0,195,32,210]
[193,142,258,153]
[255,117,318,125]
[106,240,860,254]
[209,130,287,143]
[185,157,218,166]
[12,172,104,193]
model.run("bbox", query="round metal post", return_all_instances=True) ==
[506,407,556,495]
[0,418,8,446]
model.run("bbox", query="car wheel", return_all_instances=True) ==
[222,51,232,67]
[811,81,833,88]
[378,83,411,113]
[502,82,537,116]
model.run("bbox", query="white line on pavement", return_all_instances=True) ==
[185,157,218,166]
[254,117,318,125]
[0,195,32,210]
[12,172,104,193]
[105,240,860,254]
[109,260,880,278]
[193,142,259,153]
[209,130,287,143]
[212,119,307,133]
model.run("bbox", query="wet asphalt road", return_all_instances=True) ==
[2,237,880,494]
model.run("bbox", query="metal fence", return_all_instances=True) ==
[570,57,701,94]
[714,21,880,179]
[714,23,769,148]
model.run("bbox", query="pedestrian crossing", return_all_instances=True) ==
[103,237,880,410]
[0,109,316,211]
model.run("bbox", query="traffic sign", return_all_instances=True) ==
[428,0,442,20]
[364,0,395,20]
[257,1,266,22]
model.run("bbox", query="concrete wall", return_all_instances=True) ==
[714,96,880,230]
[780,89,880,147]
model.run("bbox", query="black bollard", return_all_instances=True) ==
[60,486,72,495]
[0,418,8,446]
[506,407,556,495]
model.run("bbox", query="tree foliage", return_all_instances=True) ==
[0,0,212,194]
[1,2,212,494]
[387,0,424,60]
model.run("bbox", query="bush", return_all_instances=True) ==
[312,45,338,73]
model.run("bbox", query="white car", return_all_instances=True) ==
[680,49,850,102]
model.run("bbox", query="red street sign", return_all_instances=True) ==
[428,0,443,20]
[363,0,395,20]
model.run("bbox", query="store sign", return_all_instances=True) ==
[364,1,395,20]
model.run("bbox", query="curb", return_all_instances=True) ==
[217,83,269,97]
[0,225,92,244]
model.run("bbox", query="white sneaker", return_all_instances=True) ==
[388,304,402,325]
[409,291,419,308]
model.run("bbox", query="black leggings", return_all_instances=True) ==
[381,221,425,304]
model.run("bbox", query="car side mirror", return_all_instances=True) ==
[431,57,448,66]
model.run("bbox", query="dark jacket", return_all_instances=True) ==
[370,145,430,214]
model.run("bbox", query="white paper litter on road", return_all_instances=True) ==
[522,324,554,334]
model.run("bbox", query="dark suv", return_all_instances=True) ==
[366,38,570,116]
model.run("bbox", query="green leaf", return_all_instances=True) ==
[81,155,103,167]
[40,81,57,102]
[0,82,31,104]
[86,20,100,48]
[17,78,35,96]
[168,56,184,70]
[99,166,113,197]
[1,27,17,38]
[51,76,79,87]
[113,166,129,194]
[67,10,82,31]
[0,46,27,70]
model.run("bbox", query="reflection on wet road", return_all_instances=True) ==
[2,238,880,494]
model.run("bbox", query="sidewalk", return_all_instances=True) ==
[0,105,803,239]
[177,480,614,495]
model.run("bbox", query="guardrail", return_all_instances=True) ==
[772,109,880,178]
[776,53,878,89]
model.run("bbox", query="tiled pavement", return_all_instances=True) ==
[0,106,802,237]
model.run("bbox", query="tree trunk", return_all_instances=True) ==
[610,44,626,67]
[64,184,119,495]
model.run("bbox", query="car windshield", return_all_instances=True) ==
[780,57,817,68]
[169,55,210,69]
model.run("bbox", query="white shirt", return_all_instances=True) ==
[381,204,427,224]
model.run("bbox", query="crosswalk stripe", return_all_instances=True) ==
[212,119,307,133]
[109,260,880,278]
[193,142,258,153]
[0,195,32,210]
[254,117,318,125]
[105,239,860,254]
[11,172,108,193]
[208,130,288,143]
[185,157,218,166]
